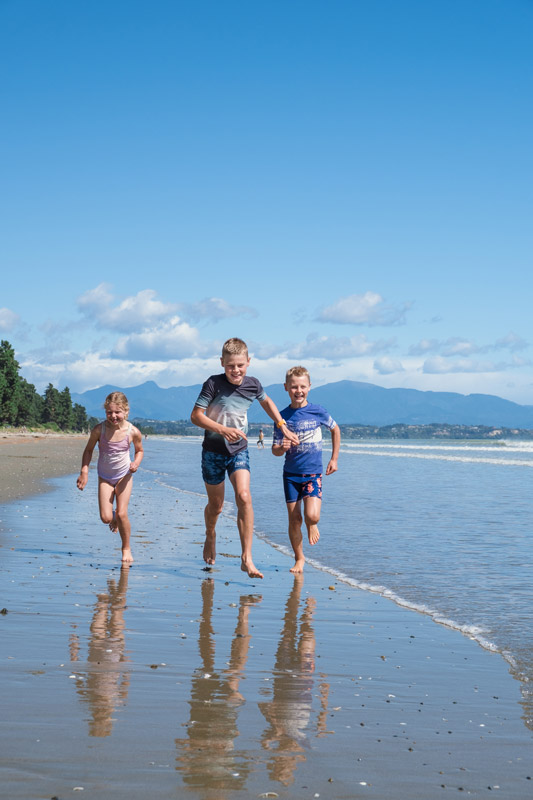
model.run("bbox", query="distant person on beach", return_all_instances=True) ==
[77,392,144,563]
[257,429,265,449]
[190,337,299,579]
[272,366,340,574]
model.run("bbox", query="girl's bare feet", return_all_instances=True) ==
[121,548,134,563]
[109,512,118,534]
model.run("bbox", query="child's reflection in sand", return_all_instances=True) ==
[175,578,261,791]
[69,565,131,737]
[259,576,330,786]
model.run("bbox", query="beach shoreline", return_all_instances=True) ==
[1,439,532,798]
[0,432,85,503]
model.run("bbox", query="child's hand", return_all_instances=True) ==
[282,426,299,447]
[222,426,247,444]
[129,462,138,473]
[282,437,293,451]
[326,458,338,475]
[76,473,88,490]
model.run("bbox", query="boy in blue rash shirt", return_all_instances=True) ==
[272,366,341,574]
[191,338,299,579]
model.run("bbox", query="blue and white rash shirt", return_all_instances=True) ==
[273,402,336,474]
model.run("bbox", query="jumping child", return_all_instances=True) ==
[77,392,144,563]
[272,366,340,574]
[191,337,299,579]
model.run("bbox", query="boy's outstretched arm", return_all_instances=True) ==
[325,425,341,475]
[190,406,247,443]
[259,395,299,446]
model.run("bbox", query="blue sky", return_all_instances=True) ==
[2,0,532,402]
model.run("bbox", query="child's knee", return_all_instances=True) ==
[207,497,224,516]
[100,511,113,525]
[235,487,252,508]
[115,509,129,526]
[304,510,320,526]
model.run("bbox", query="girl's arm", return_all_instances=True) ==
[325,425,341,475]
[259,395,299,446]
[129,427,144,472]
[76,425,100,490]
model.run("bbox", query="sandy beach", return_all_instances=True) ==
[1,437,533,799]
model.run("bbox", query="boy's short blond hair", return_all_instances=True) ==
[104,391,130,415]
[285,365,311,383]
[222,338,248,358]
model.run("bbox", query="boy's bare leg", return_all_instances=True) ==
[230,469,263,579]
[303,496,321,545]
[115,474,134,562]
[203,481,225,565]
[287,501,305,573]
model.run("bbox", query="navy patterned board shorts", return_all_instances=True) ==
[201,448,250,485]
[283,473,323,504]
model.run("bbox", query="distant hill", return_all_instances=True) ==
[71,379,533,429]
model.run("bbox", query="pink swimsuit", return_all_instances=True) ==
[97,422,133,485]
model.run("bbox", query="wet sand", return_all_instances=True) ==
[0,433,84,503]
[1,442,532,799]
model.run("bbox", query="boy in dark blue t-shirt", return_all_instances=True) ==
[272,366,341,573]
[191,337,298,579]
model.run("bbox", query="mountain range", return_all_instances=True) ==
[71,379,533,429]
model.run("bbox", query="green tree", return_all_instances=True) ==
[57,386,75,430]
[42,383,61,426]
[16,377,44,426]
[72,402,89,432]
[0,340,22,424]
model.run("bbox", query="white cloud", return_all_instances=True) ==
[77,284,177,333]
[288,333,396,360]
[0,307,20,332]
[423,356,514,374]
[495,332,528,351]
[181,297,258,323]
[408,338,440,356]
[374,357,405,375]
[318,292,411,326]
[111,316,204,360]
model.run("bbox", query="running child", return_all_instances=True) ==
[190,337,299,579]
[77,392,144,563]
[272,366,340,574]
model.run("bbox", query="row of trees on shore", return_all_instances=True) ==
[0,340,95,432]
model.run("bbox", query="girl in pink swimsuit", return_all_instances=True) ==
[77,392,144,563]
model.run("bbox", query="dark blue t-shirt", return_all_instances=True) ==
[272,402,336,474]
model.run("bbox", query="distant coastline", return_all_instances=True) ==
[132,418,533,441]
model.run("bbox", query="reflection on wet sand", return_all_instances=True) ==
[175,578,262,791]
[259,576,330,786]
[69,565,131,737]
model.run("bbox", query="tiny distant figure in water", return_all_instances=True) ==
[77,392,144,563]
[257,428,265,449]
[190,337,299,579]
[272,366,340,574]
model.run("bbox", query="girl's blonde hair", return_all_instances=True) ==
[104,391,130,415]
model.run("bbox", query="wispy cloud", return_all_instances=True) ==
[374,357,405,375]
[317,292,411,326]
[287,333,396,360]
[180,297,258,323]
[410,332,529,358]
[0,307,20,332]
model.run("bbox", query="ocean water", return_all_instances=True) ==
[142,435,533,729]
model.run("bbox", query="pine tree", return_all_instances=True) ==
[0,340,22,424]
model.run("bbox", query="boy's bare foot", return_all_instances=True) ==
[290,558,306,574]
[308,524,320,545]
[121,548,134,563]
[241,557,264,579]
[203,534,216,565]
